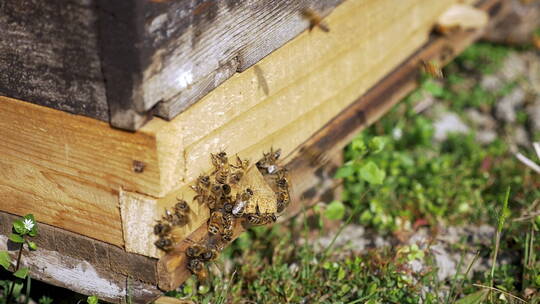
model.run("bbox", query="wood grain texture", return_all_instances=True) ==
[0,96,169,197]
[0,0,108,121]
[156,0,504,291]
[0,211,160,304]
[0,0,457,251]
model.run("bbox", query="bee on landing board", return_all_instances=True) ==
[154,237,173,252]
[153,221,171,236]
[301,8,330,33]
[256,147,282,174]
[245,206,277,226]
[211,151,229,168]
[208,210,226,235]
[186,243,218,262]
[174,198,190,215]
[232,188,253,217]
[229,155,250,184]
[187,259,208,282]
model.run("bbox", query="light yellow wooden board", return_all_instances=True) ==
[0,153,123,245]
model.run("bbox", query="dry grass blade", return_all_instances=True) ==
[472,284,527,303]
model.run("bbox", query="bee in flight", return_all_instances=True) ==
[301,8,330,33]
[421,60,443,79]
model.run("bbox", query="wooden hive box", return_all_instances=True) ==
[0,0,506,302]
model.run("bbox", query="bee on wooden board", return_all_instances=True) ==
[197,174,211,189]
[208,210,226,235]
[186,243,218,261]
[301,8,330,33]
[214,166,230,184]
[164,208,188,226]
[275,169,289,190]
[232,188,253,217]
[211,151,229,168]
[276,190,290,213]
[256,147,281,174]
[245,206,277,226]
[245,212,277,226]
[153,221,171,237]
[229,156,250,184]
[187,259,208,282]
[154,237,173,252]
[421,60,444,79]
[221,227,233,242]
[174,198,190,214]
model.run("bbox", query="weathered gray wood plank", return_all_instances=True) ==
[0,0,108,122]
[145,0,342,120]
[0,211,161,303]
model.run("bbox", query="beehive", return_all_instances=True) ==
[0,0,504,302]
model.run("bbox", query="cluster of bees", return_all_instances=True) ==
[154,198,191,251]
[153,149,291,281]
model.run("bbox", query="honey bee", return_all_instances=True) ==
[221,184,232,196]
[245,213,277,226]
[174,198,190,214]
[214,167,229,184]
[301,8,330,33]
[186,243,207,258]
[191,184,210,206]
[232,155,250,170]
[206,194,218,210]
[197,175,211,188]
[276,191,290,213]
[154,237,173,251]
[223,212,234,227]
[211,151,229,168]
[186,244,218,261]
[232,188,253,217]
[164,208,188,226]
[229,156,250,184]
[275,169,289,190]
[229,170,244,184]
[257,148,282,174]
[221,227,233,242]
[421,60,443,79]
[187,259,208,282]
[210,184,224,197]
[153,221,171,236]
[208,211,225,235]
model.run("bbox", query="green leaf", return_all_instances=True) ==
[27,241,38,251]
[337,267,346,280]
[359,162,385,185]
[455,290,489,304]
[324,201,346,220]
[334,165,355,178]
[368,137,386,154]
[13,220,26,235]
[9,233,24,244]
[497,187,511,232]
[13,267,29,279]
[87,295,99,304]
[422,79,445,97]
[0,251,11,270]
